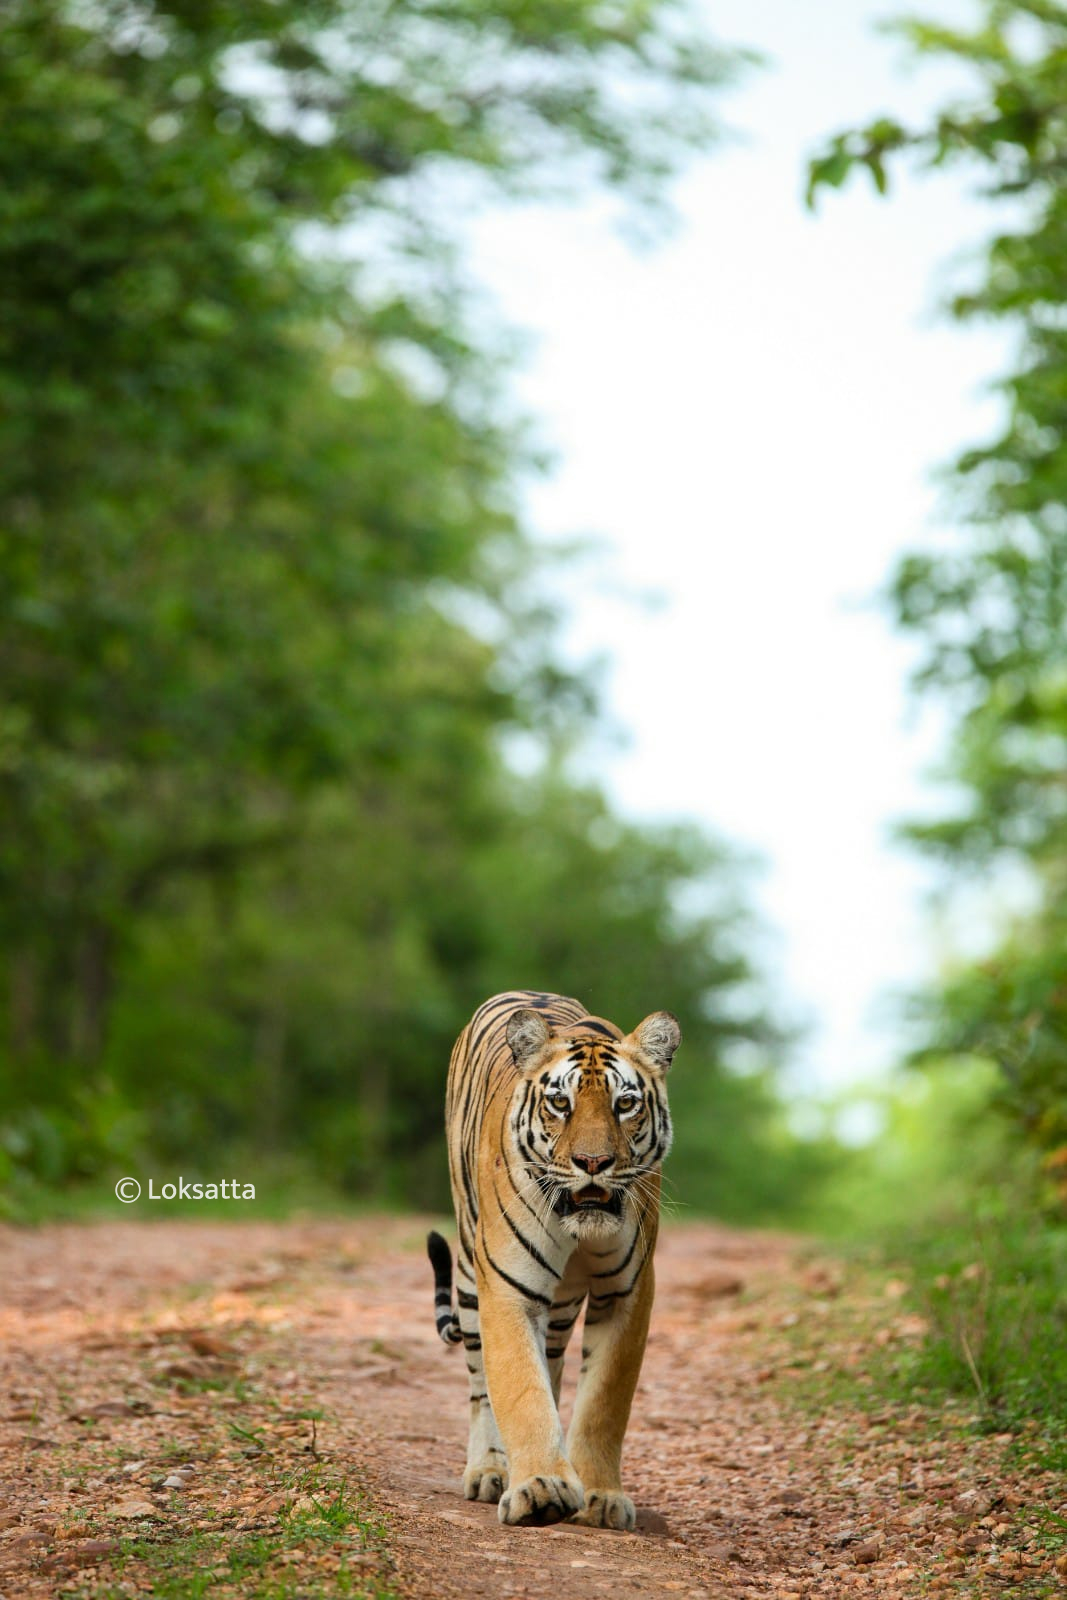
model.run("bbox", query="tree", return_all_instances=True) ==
[0,0,739,1074]
[808,0,1067,1186]
[3,1,823,1221]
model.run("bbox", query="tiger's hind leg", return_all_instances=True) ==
[457,1270,507,1503]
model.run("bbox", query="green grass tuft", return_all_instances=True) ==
[69,1473,397,1600]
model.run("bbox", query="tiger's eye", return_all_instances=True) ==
[549,1094,570,1114]
[616,1094,639,1113]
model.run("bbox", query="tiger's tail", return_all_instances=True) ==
[426,1230,462,1346]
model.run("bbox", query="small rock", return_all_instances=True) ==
[636,1508,670,1536]
[160,1359,221,1381]
[186,1333,236,1358]
[688,1270,744,1299]
[70,1401,138,1421]
[111,1499,158,1520]
[954,1490,996,1518]
[251,1491,289,1517]
[68,1539,118,1561]
[854,1539,883,1565]
[162,1475,187,1490]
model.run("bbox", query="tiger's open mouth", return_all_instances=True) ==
[554,1184,623,1218]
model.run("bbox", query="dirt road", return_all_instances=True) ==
[0,1218,1057,1598]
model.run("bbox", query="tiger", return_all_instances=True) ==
[426,989,680,1529]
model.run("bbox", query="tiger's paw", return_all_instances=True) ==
[498,1472,584,1527]
[571,1489,636,1531]
[464,1463,507,1503]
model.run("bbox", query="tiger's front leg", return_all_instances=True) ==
[476,1263,584,1526]
[566,1261,655,1531]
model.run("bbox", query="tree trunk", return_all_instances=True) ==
[8,948,39,1063]
[255,1004,287,1151]
[69,924,112,1064]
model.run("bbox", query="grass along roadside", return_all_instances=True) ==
[758,1222,1067,1596]
[76,1473,397,1600]
[3,1280,400,1600]
[31,1416,400,1600]
[782,1220,1067,1459]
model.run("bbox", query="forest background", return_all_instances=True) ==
[1,0,1064,1442]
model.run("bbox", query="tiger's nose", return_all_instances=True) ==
[573,1152,614,1175]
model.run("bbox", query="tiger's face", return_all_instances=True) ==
[506,1008,680,1240]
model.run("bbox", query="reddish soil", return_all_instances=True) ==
[0,1218,1062,1599]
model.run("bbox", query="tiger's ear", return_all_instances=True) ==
[627,1011,681,1073]
[506,1008,553,1070]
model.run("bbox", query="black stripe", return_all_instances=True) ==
[459,1067,480,1163]
[479,1240,553,1308]
[588,1233,654,1306]
[591,1224,640,1278]
[496,1180,561,1278]
[458,1148,479,1230]
[469,996,515,1059]
[575,1018,616,1038]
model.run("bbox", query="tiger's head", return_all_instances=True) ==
[505,1007,680,1241]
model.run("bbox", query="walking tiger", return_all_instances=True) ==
[427,989,680,1528]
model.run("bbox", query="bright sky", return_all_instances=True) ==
[461,0,1012,1099]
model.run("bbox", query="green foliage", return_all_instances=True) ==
[782,1206,1067,1474]
[0,1081,145,1194]
[898,1214,1067,1435]
[811,1057,1019,1236]
[0,0,825,1221]
[905,919,1067,1189]
[809,2,1067,1184]
[106,1471,395,1599]
[806,7,1067,1441]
